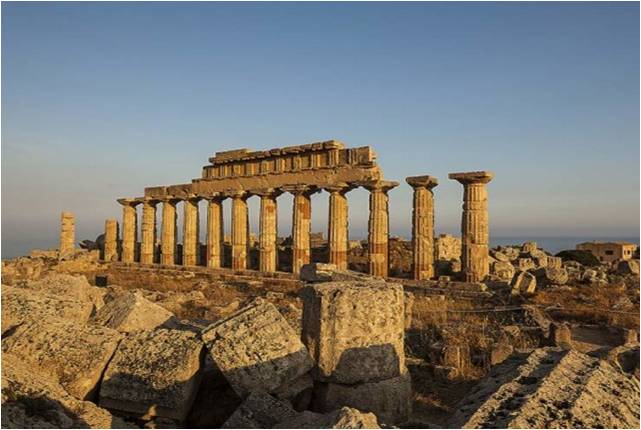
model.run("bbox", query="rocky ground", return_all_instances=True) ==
[1,239,640,428]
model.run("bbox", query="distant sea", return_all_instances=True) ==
[490,237,640,255]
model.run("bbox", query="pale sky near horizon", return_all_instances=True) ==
[2,2,639,258]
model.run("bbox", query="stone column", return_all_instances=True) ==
[406,176,438,280]
[449,171,494,282]
[103,218,119,261]
[140,200,158,264]
[160,198,179,265]
[118,199,139,263]
[182,196,201,266]
[230,191,249,270]
[363,181,398,278]
[325,183,354,270]
[59,211,75,255]
[205,194,225,269]
[255,188,282,273]
[285,185,320,275]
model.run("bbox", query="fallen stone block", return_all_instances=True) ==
[99,328,204,421]
[547,256,563,270]
[617,259,640,276]
[92,291,178,333]
[221,391,298,429]
[201,298,313,397]
[300,263,384,283]
[312,373,412,425]
[302,281,405,384]
[510,271,537,295]
[491,261,515,282]
[272,372,313,411]
[20,273,106,309]
[274,407,381,429]
[514,258,535,272]
[521,241,537,253]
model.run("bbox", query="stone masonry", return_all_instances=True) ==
[59,212,75,255]
[406,175,438,280]
[103,219,119,262]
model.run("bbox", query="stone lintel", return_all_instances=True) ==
[406,175,438,189]
[282,184,321,196]
[448,171,494,184]
[360,180,399,193]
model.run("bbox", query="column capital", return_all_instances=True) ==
[117,198,141,207]
[282,184,320,197]
[250,187,284,198]
[360,180,399,193]
[406,175,438,190]
[158,196,182,204]
[448,171,494,185]
[184,194,202,203]
[200,192,226,202]
[223,189,249,200]
[324,182,356,195]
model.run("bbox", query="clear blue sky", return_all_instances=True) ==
[2,2,639,258]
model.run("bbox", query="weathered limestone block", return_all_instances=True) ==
[528,249,548,268]
[492,260,515,282]
[522,241,537,253]
[547,256,563,270]
[1,285,94,333]
[99,329,205,421]
[104,218,119,261]
[435,234,462,260]
[21,273,106,310]
[91,291,178,333]
[511,271,537,295]
[312,373,412,425]
[299,263,385,283]
[222,391,298,429]
[275,407,381,429]
[201,298,313,397]
[539,267,569,285]
[302,281,405,384]
[491,250,510,262]
[515,257,535,272]
[2,317,122,400]
[617,259,640,276]
[59,211,75,255]
[2,353,134,429]
[272,373,313,411]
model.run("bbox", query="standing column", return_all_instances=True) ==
[118,199,139,263]
[230,191,249,270]
[255,188,282,273]
[363,181,398,278]
[182,196,201,266]
[59,211,75,255]
[104,218,119,261]
[205,194,225,269]
[449,171,494,282]
[285,185,319,275]
[406,176,438,280]
[140,199,158,264]
[325,183,354,270]
[161,198,178,265]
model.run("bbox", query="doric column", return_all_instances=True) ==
[160,198,179,265]
[140,199,158,264]
[449,171,494,282]
[229,190,249,270]
[254,188,283,273]
[363,181,398,278]
[284,185,320,275]
[117,199,139,263]
[205,194,225,269]
[406,175,438,280]
[59,211,75,255]
[103,218,119,261]
[182,196,201,266]
[325,183,355,270]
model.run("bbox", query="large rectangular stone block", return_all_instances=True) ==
[201,298,313,398]
[302,281,405,384]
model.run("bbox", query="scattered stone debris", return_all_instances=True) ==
[274,407,381,429]
[92,291,179,333]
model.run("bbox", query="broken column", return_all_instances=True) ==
[285,185,319,275]
[326,183,354,271]
[406,175,438,280]
[449,171,494,282]
[59,211,75,255]
[256,188,282,273]
[230,191,249,270]
[117,199,139,263]
[205,194,224,269]
[301,281,411,425]
[140,199,158,264]
[103,219,119,261]
[161,198,178,265]
[363,181,398,278]
[182,196,200,266]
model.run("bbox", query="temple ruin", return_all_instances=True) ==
[98,140,494,282]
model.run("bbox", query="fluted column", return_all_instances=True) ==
[363,181,398,278]
[449,171,494,282]
[103,219,119,261]
[118,199,139,263]
[325,183,354,270]
[285,185,320,275]
[140,199,158,264]
[161,198,179,265]
[255,188,282,273]
[205,194,225,269]
[230,191,249,270]
[59,211,75,255]
[406,175,438,280]
[182,196,201,266]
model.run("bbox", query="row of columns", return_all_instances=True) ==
[114,181,399,277]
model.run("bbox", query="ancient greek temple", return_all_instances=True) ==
[95,140,494,282]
